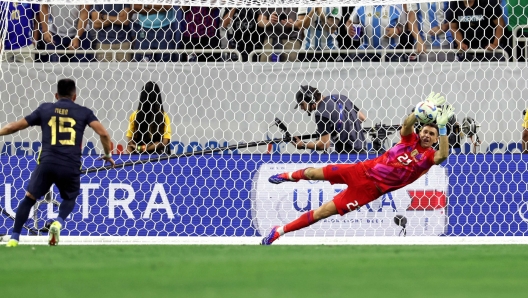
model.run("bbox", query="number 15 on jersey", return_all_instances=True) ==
[48,116,76,145]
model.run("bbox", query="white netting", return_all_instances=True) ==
[0,1,459,8]
[1,0,528,244]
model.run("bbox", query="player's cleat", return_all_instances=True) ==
[268,173,295,184]
[48,221,62,246]
[6,239,18,247]
[260,226,281,245]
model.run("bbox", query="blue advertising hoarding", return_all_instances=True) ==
[0,154,527,237]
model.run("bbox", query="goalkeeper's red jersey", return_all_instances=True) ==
[361,132,436,193]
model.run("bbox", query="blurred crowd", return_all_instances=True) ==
[1,1,527,63]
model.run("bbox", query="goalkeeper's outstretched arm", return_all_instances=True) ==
[401,113,417,137]
[434,104,454,165]
[434,134,449,164]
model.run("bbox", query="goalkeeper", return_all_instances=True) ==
[262,92,454,245]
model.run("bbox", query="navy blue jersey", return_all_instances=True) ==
[25,99,98,167]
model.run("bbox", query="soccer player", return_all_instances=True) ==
[262,92,454,245]
[1,79,115,247]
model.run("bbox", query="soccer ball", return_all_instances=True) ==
[414,101,438,124]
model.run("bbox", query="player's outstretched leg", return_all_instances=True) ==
[261,201,338,245]
[260,226,281,245]
[6,195,36,247]
[261,210,318,245]
[268,167,324,184]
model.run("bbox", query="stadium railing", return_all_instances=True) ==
[513,24,528,62]
[0,49,242,62]
[1,48,510,62]
[248,48,510,62]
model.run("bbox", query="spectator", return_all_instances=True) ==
[181,6,222,62]
[396,6,416,61]
[338,7,362,54]
[523,109,528,153]
[0,1,39,62]
[405,2,455,61]
[346,5,405,62]
[261,8,301,62]
[446,0,506,61]
[222,7,271,61]
[40,4,93,62]
[295,7,342,61]
[126,82,172,154]
[131,5,180,62]
[498,0,510,54]
[90,4,132,62]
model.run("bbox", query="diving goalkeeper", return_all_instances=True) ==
[262,92,454,245]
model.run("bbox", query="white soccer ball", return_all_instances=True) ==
[414,101,438,124]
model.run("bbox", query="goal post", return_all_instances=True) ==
[1,0,528,245]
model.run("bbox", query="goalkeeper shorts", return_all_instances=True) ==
[322,163,381,216]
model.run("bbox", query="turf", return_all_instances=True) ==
[1,245,527,298]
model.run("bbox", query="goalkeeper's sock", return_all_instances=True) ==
[283,210,317,234]
[12,196,36,241]
[57,199,76,225]
[275,169,309,182]
[290,168,309,181]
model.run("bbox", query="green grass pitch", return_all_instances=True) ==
[1,245,527,298]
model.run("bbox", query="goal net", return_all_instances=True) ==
[0,0,527,245]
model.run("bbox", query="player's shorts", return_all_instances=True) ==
[27,163,81,201]
[322,163,382,216]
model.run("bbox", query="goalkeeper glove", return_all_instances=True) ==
[436,105,455,136]
[424,92,446,107]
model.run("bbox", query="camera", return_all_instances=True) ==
[366,124,401,153]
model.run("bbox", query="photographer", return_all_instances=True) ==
[292,85,367,153]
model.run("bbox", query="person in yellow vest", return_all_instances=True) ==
[126,81,172,154]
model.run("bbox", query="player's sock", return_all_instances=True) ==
[57,199,76,225]
[12,196,36,241]
[290,168,309,181]
[274,169,309,182]
[10,232,20,242]
[55,217,65,227]
[283,210,317,234]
